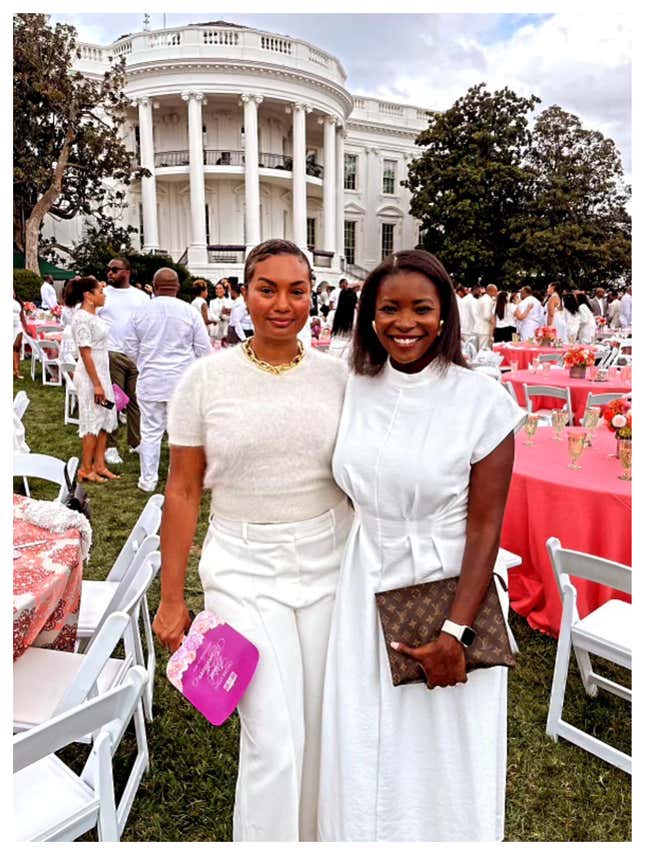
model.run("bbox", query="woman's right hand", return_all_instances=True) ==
[93,383,106,404]
[153,599,192,653]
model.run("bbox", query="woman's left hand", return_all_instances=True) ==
[392,633,467,689]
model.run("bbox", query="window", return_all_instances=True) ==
[138,203,144,248]
[205,204,210,245]
[134,125,141,158]
[381,223,394,259]
[344,153,357,190]
[344,221,356,265]
[382,159,396,194]
[307,217,316,252]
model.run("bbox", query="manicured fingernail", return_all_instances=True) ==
[390,641,400,650]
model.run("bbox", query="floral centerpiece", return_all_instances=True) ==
[22,301,36,315]
[50,304,62,320]
[563,344,595,378]
[535,325,557,346]
[596,316,607,328]
[604,398,632,439]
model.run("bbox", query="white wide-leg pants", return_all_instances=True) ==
[138,398,167,487]
[198,498,353,842]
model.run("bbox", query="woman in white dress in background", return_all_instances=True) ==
[318,249,524,842]
[513,285,542,340]
[67,277,119,483]
[575,292,597,343]
[545,281,568,343]
[562,291,581,343]
[208,279,233,348]
[13,289,26,379]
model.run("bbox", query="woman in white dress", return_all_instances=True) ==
[575,292,596,343]
[67,277,119,483]
[545,281,568,343]
[562,291,581,343]
[13,289,26,379]
[513,285,542,340]
[153,240,352,842]
[318,249,525,842]
[208,279,233,348]
[328,287,357,361]
[191,280,216,332]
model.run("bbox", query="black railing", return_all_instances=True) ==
[259,152,292,170]
[205,149,245,167]
[154,150,190,168]
[152,148,324,177]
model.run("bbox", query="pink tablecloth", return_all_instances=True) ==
[501,425,631,637]
[507,367,631,425]
[13,495,82,661]
[494,343,600,370]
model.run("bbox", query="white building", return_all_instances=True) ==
[48,20,430,283]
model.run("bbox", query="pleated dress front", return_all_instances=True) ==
[318,358,525,842]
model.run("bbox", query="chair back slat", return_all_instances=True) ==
[546,537,631,596]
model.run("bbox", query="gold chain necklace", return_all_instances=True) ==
[241,338,305,375]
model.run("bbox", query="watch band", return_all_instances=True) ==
[441,618,476,647]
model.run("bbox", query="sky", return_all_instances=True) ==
[45,7,633,184]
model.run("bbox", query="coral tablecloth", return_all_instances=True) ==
[494,343,601,370]
[501,425,631,637]
[13,495,82,661]
[506,367,631,425]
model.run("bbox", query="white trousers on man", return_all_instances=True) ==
[198,498,353,841]
[138,398,168,489]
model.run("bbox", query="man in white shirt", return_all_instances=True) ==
[473,283,497,351]
[619,287,632,328]
[227,281,253,343]
[456,284,477,347]
[98,257,150,464]
[122,267,211,492]
[40,275,58,310]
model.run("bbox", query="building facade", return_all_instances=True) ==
[48,21,430,283]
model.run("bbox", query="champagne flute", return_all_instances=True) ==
[618,439,632,481]
[510,360,519,373]
[551,409,568,440]
[582,406,601,445]
[567,428,586,470]
[523,413,539,446]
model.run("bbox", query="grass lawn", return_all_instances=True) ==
[13,364,631,842]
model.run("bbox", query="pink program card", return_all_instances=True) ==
[167,611,259,726]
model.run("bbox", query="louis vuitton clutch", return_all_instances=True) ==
[375,573,516,687]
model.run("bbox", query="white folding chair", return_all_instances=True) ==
[598,346,619,369]
[63,368,80,426]
[77,539,161,722]
[39,338,62,386]
[103,494,164,584]
[584,391,625,412]
[537,353,563,365]
[13,666,148,842]
[22,331,43,380]
[13,390,30,420]
[523,384,573,426]
[13,452,79,502]
[498,547,522,569]
[472,365,502,381]
[545,537,631,774]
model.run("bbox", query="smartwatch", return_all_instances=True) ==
[441,619,476,648]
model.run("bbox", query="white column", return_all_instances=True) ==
[242,93,263,251]
[182,91,208,266]
[137,98,160,252]
[335,124,345,266]
[291,102,310,251]
[322,116,337,254]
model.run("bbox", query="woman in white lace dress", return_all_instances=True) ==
[67,277,119,483]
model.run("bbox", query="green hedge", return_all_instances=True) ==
[14,268,43,303]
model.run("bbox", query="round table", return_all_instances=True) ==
[501,425,631,637]
[13,495,83,661]
[494,343,600,370]
[506,366,631,425]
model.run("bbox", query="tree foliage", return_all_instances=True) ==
[405,84,631,290]
[13,13,145,272]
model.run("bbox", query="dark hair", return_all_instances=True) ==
[331,288,357,336]
[112,256,131,271]
[351,249,467,376]
[244,239,312,286]
[193,281,207,297]
[548,281,564,297]
[520,285,533,297]
[495,290,509,321]
[229,281,243,297]
[562,291,579,314]
[575,291,593,311]
[43,275,54,284]
[65,276,99,307]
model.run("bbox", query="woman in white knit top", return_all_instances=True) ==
[153,240,352,842]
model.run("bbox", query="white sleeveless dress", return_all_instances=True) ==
[318,358,525,841]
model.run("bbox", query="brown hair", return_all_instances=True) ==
[351,249,468,376]
[244,239,312,285]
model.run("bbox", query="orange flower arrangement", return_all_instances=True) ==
[535,325,557,344]
[604,398,632,439]
[562,345,595,368]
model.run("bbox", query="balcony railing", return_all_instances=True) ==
[207,244,246,264]
[152,149,323,176]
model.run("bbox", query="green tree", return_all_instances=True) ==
[517,105,631,288]
[404,83,540,286]
[68,222,137,277]
[13,13,145,273]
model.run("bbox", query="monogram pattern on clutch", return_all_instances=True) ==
[375,575,516,687]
